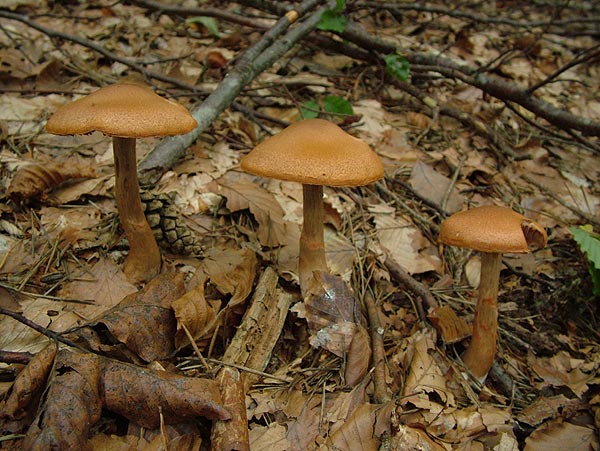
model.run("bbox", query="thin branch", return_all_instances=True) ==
[128,0,272,29]
[383,251,438,314]
[361,2,600,34]
[406,55,600,137]
[0,306,87,351]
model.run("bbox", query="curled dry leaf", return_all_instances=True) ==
[304,271,361,358]
[77,272,185,362]
[405,111,432,129]
[0,344,57,430]
[215,176,287,247]
[201,247,258,309]
[344,325,371,387]
[328,403,380,451]
[172,281,217,348]
[402,329,455,408]
[427,305,472,344]
[22,349,103,451]
[102,358,230,429]
[524,419,599,451]
[7,158,96,202]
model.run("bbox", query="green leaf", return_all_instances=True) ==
[570,225,600,269]
[323,95,353,116]
[384,54,410,81]
[317,1,347,33]
[186,16,220,38]
[571,225,600,295]
[300,100,320,119]
[317,10,347,32]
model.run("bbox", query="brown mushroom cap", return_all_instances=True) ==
[45,83,197,138]
[240,118,384,186]
[439,205,548,253]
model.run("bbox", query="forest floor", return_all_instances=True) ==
[0,1,599,450]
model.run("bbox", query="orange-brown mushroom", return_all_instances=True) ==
[439,205,547,380]
[240,118,384,295]
[46,83,197,283]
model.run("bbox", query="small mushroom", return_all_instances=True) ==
[240,118,384,295]
[46,83,197,283]
[439,205,547,380]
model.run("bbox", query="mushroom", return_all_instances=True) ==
[438,205,547,380]
[46,83,197,283]
[240,118,384,295]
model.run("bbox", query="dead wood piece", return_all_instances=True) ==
[210,367,250,451]
[221,266,293,390]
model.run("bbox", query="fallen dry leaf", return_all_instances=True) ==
[428,305,472,344]
[172,281,216,348]
[529,351,598,397]
[0,297,81,354]
[517,394,582,427]
[7,158,96,203]
[409,160,466,214]
[22,349,102,451]
[201,246,257,309]
[402,329,455,408]
[215,176,287,247]
[372,204,441,275]
[344,325,371,387]
[328,402,380,451]
[284,391,322,451]
[101,358,230,429]
[59,257,138,320]
[524,419,599,451]
[0,344,57,430]
[76,272,185,362]
[389,424,447,451]
[248,422,292,451]
[302,271,360,357]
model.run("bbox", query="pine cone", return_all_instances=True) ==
[140,191,204,256]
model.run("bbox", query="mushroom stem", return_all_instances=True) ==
[298,184,328,296]
[113,137,161,283]
[461,251,502,381]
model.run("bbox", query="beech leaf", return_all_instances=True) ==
[216,178,287,247]
[22,350,102,451]
[303,272,360,357]
[0,344,57,427]
[172,281,216,348]
[7,158,96,202]
[78,272,185,362]
[102,358,230,428]
[201,247,258,308]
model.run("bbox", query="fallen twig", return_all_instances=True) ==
[0,306,86,351]
[128,0,272,29]
[363,290,391,403]
[383,252,438,315]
